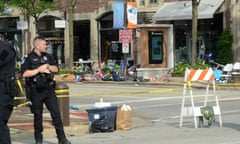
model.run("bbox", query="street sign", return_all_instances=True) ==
[55,20,66,28]
[17,21,28,30]
[119,30,132,43]
[122,42,129,53]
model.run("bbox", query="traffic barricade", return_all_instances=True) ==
[179,68,222,128]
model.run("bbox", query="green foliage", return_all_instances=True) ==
[0,0,5,12]
[9,0,57,22]
[72,65,82,74]
[58,68,73,75]
[173,63,191,75]
[191,61,209,69]
[101,63,120,74]
[173,61,209,75]
[215,30,233,65]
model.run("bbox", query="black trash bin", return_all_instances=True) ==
[86,106,118,133]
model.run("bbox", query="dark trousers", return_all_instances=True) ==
[0,84,14,144]
[30,88,66,142]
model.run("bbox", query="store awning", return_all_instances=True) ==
[152,0,224,21]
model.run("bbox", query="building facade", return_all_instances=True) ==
[0,0,239,71]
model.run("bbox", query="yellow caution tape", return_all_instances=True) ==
[16,79,24,95]
[13,101,31,110]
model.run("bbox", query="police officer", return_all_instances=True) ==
[0,34,17,144]
[21,36,71,144]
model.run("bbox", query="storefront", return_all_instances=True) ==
[152,0,224,64]
[173,16,223,64]
[97,12,133,65]
[38,16,65,67]
[0,17,22,60]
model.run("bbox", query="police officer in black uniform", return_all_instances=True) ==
[0,34,17,144]
[21,36,71,144]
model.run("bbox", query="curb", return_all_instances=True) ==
[71,79,240,90]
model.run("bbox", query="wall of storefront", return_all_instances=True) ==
[7,0,238,71]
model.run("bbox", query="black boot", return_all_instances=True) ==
[59,138,71,144]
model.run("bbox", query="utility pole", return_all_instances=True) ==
[122,0,136,77]
[123,0,128,77]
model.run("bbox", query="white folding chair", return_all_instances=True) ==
[220,63,233,83]
[232,62,240,75]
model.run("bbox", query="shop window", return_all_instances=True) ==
[140,0,145,6]
[0,17,18,29]
[38,16,64,37]
[150,0,158,4]
[149,31,163,64]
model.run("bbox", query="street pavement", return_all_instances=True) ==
[9,78,240,144]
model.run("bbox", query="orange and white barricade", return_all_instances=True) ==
[179,68,222,128]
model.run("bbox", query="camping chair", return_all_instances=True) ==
[213,69,223,83]
[220,63,233,83]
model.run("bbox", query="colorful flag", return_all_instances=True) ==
[127,2,137,29]
[112,1,125,28]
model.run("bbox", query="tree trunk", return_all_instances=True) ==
[191,0,198,65]
[67,0,74,69]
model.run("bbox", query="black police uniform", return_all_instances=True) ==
[20,51,68,143]
[0,39,17,144]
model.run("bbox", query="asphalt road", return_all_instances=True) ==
[68,83,240,144]
[11,82,240,144]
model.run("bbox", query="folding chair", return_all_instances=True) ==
[220,63,233,83]
[232,62,240,75]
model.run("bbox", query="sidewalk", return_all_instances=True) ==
[10,107,89,144]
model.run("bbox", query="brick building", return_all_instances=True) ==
[0,0,239,73]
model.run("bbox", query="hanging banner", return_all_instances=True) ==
[112,1,125,28]
[127,2,137,29]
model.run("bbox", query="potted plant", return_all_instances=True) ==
[173,61,209,77]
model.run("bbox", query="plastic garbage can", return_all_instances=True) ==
[86,106,118,133]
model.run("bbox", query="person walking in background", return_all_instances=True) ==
[0,34,17,144]
[20,36,71,144]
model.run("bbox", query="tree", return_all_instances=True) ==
[191,0,201,65]
[0,0,4,12]
[9,0,58,32]
[8,0,61,53]
[64,0,78,69]
[216,30,233,64]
